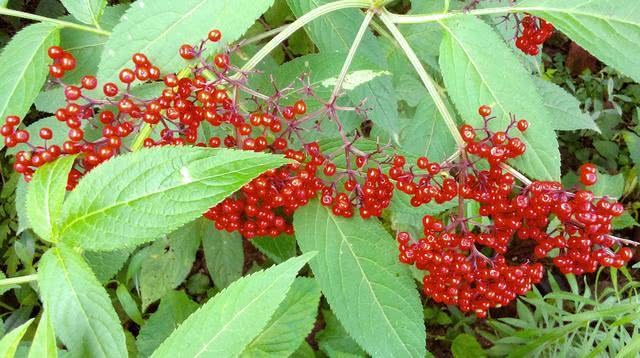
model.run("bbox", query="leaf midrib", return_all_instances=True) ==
[320,205,414,357]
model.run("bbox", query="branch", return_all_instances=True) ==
[0,274,37,287]
[0,8,110,35]
[377,10,464,146]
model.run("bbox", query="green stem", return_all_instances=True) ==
[386,6,517,24]
[242,25,288,46]
[331,10,374,100]
[0,274,37,287]
[239,0,372,75]
[0,8,111,36]
[377,10,464,146]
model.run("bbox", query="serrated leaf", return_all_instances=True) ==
[61,0,106,26]
[84,248,133,283]
[612,212,639,230]
[451,334,486,358]
[316,309,365,357]
[15,178,30,234]
[293,200,426,357]
[28,308,57,358]
[57,147,288,250]
[518,0,640,83]
[623,131,640,168]
[0,319,33,357]
[439,16,560,180]
[0,23,59,150]
[136,291,198,358]
[150,253,314,357]
[251,234,297,264]
[25,155,76,242]
[534,78,600,132]
[203,225,244,289]
[241,278,321,357]
[139,220,201,309]
[399,97,457,162]
[38,245,126,357]
[287,0,399,144]
[97,0,275,84]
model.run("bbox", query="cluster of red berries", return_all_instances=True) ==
[2,28,395,237]
[395,106,634,318]
[48,46,77,78]
[515,15,554,56]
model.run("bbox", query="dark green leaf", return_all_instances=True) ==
[251,234,297,264]
[60,0,107,26]
[534,78,600,132]
[316,309,365,357]
[451,333,486,358]
[203,225,244,289]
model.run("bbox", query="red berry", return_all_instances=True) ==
[119,68,136,84]
[39,128,53,140]
[208,29,222,42]
[478,105,492,117]
[517,119,528,132]
[47,46,64,59]
[103,83,119,97]
[179,44,195,60]
[81,75,97,90]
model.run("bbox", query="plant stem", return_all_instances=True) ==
[0,8,111,36]
[239,0,371,75]
[386,6,517,24]
[0,274,37,287]
[241,25,288,46]
[377,10,464,146]
[331,10,374,100]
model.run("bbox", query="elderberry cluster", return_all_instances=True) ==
[1,28,396,238]
[515,15,554,56]
[395,106,634,318]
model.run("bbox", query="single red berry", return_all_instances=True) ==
[478,105,492,117]
[294,100,307,115]
[47,46,64,59]
[132,53,149,66]
[14,130,29,143]
[39,127,53,140]
[81,75,97,90]
[214,53,229,69]
[517,119,529,132]
[417,157,429,169]
[64,86,82,101]
[49,64,64,78]
[208,29,222,42]
[60,53,76,71]
[5,115,20,126]
[103,82,119,97]
[179,44,195,60]
[119,68,136,84]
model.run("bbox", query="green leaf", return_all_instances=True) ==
[139,220,201,309]
[84,248,133,283]
[38,245,126,357]
[612,211,639,230]
[15,178,30,234]
[451,334,486,358]
[589,173,624,199]
[623,131,640,167]
[399,97,457,162]
[60,0,107,26]
[241,278,321,357]
[519,0,640,83]
[293,200,426,357]
[116,284,144,326]
[25,155,76,242]
[28,308,57,358]
[439,16,560,180]
[287,0,399,143]
[203,226,244,289]
[534,78,600,132]
[0,319,33,357]
[316,309,365,357]
[150,253,314,357]
[0,23,59,150]
[251,234,297,264]
[97,0,275,83]
[136,291,199,358]
[57,147,288,250]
